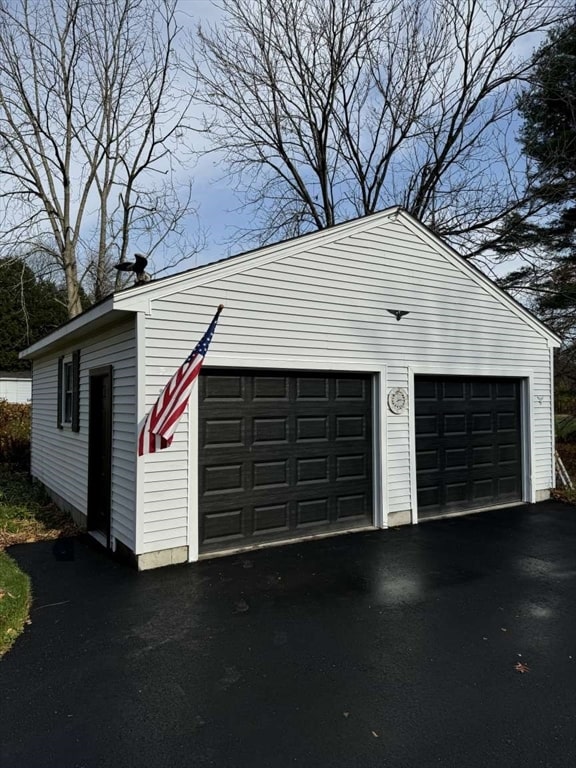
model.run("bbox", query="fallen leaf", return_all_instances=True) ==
[514,662,530,673]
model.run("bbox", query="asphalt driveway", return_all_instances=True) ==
[1,500,576,768]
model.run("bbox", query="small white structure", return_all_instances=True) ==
[0,371,32,404]
[21,208,560,569]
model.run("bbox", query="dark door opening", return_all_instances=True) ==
[198,369,374,553]
[87,366,113,543]
[415,376,523,519]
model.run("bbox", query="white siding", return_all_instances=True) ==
[0,378,31,403]
[31,319,137,549]
[386,365,412,516]
[141,215,554,551]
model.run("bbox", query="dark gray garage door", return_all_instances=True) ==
[415,376,522,519]
[199,370,374,553]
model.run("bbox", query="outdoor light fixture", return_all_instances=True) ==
[387,309,410,321]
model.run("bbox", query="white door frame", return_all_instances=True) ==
[187,356,387,562]
[408,365,535,525]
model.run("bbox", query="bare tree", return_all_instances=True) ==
[189,0,570,254]
[0,0,199,317]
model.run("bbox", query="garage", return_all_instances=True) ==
[22,207,560,568]
[415,376,523,519]
[199,369,374,553]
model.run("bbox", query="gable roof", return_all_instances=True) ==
[21,207,561,359]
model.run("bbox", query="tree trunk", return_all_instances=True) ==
[63,249,83,317]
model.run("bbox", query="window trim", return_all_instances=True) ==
[63,358,74,425]
[57,350,80,432]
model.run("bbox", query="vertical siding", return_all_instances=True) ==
[140,215,554,551]
[31,319,137,549]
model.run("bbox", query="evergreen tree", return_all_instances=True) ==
[519,19,576,248]
[0,259,68,371]
[497,19,576,341]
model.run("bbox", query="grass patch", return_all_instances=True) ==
[0,464,77,657]
[0,464,78,549]
[0,550,31,656]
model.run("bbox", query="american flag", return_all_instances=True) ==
[138,305,223,456]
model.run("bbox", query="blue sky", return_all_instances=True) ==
[0,0,549,282]
[171,0,551,281]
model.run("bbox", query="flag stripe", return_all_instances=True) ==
[138,308,222,456]
[151,355,203,438]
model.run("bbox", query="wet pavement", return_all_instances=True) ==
[1,500,576,768]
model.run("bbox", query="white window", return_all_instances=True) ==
[58,350,80,432]
[62,358,73,425]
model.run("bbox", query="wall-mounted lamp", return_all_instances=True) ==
[387,309,410,321]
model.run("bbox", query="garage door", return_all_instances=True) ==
[199,370,374,553]
[415,377,522,519]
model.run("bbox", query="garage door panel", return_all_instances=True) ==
[253,417,288,444]
[336,415,366,439]
[253,376,289,400]
[296,416,328,441]
[204,418,244,447]
[471,413,492,433]
[296,377,328,399]
[296,456,329,483]
[416,414,438,435]
[443,381,466,399]
[253,459,289,488]
[445,448,467,469]
[471,478,493,501]
[199,370,373,552]
[203,375,244,400]
[470,381,491,398]
[253,503,289,534]
[337,493,370,520]
[204,508,244,543]
[203,463,243,494]
[446,482,467,503]
[297,498,330,526]
[415,376,522,518]
[472,445,493,466]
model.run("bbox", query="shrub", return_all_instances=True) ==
[0,400,30,470]
[556,414,576,443]
[557,442,576,480]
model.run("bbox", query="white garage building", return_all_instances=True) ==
[21,208,560,569]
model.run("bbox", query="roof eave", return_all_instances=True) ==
[396,210,563,348]
[19,297,127,359]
